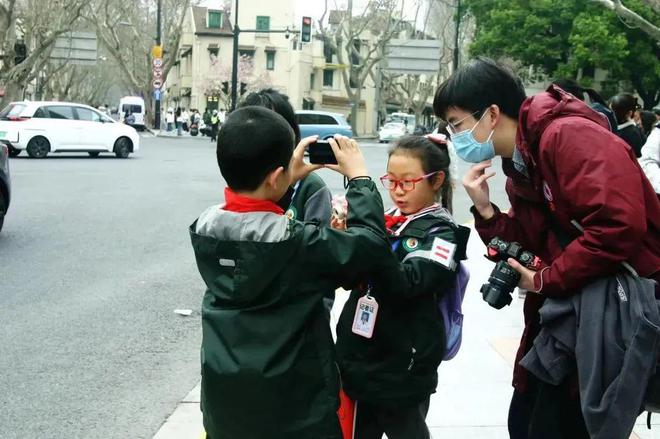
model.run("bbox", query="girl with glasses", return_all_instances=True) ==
[335,134,469,439]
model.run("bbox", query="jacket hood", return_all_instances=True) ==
[517,84,610,154]
[190,206,300,305]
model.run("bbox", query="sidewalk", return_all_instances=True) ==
[152,228,659,439]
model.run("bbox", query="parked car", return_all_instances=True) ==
[378,122,407,143]
[295,111,353,140]
[0,101,140,158]
[0,141,10,233]
[118,96,146,130]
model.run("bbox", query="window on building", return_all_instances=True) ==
[309,73,315,90]
[256,16,270,32]
[351,40,360,66]
[324,41,335,63]
[208,45,219,57]
[208,10,223,29]
[239,50,255,59]
[266,51,275,70]
[323,69,333,87]
[349,71,358,89]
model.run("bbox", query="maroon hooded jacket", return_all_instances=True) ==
[473,85,660,392]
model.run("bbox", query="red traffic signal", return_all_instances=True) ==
[301,16,312,43]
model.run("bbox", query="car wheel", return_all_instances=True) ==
[26,136,50,158]
[7,145,21,157]
[0,189,5,233]
[88,152,100,158]
[113,137,131,159]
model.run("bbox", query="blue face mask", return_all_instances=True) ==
[449,111,495,163]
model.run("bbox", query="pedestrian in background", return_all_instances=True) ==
[640,110,656,138]
[181,108,190,132]
[175,107,182,136]
[611,93,645,157]
[640,125,660,195]
[210,109,219,142]
[166,107,174,132]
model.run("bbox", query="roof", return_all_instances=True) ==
[191,6,233,37]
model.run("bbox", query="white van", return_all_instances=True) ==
[119,96,146,130]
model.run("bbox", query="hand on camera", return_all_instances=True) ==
[324,135,368,180]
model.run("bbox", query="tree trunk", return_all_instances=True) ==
[350,89,360,135]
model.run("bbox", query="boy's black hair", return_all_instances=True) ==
[217,106,295,192]
[389,135,453,213]
[552,78,609,107]
[239,89,301,143]
[433,57,526,121]
[610,93,638,125]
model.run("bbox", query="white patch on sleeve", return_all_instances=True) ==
[430,237,456,268]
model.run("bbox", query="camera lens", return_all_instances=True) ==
[480,261,520,309]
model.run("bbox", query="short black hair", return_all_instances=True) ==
[216,106,295,191]
[433,57,526,121]
[610,93,638,125]
[239,89,301,143]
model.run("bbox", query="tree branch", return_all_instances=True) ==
[591,0,660,41]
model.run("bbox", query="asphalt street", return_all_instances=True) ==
[0,133,509,438]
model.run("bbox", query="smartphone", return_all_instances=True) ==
[308,140,338,165]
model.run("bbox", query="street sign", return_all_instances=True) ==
[384,39,442,75]
[154,89,161,101]
[152,79,163,89]
[151,45,163,58]
[50,31,98,66]
[153,68,163,79]
[152,58,163,69]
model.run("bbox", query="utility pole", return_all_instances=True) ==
[155,0,162,129]
[453,0,461,73]
[230,0,240,111]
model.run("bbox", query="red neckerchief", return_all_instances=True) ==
[222,188,284,215]
[384,214,407,231]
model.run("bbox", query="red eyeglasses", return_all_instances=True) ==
[379,171,440,192]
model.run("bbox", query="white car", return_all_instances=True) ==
[0,101,140,158]
[378,122,407,143]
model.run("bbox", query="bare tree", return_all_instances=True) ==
[591,0,660,41]
[88,0,192,126]
[318,0,406,134]
[377,0,456,125]
[0,0,87,106]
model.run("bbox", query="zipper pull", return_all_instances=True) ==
[408,347,417,370]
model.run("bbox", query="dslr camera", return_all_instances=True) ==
[480,237,543,309]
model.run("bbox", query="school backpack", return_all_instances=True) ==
[438,262,470,360]
[389,239,470,361]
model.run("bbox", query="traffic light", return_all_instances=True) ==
[301,16,312,43]
[222,81,229,95]
[14,41,27,65]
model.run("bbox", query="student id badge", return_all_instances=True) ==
[352,294,379,339]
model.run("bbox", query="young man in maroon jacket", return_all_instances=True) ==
[433,57,660,438]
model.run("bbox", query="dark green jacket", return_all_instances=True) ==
[189,180,390,439]
[286,172,332,225]
[336,206,469,408]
